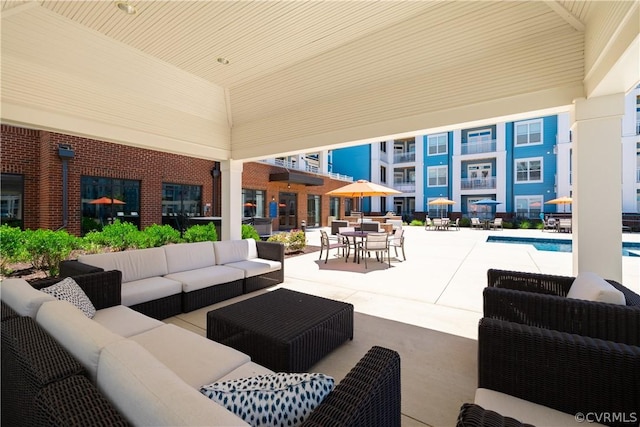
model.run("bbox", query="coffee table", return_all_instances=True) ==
[206,288,354,372]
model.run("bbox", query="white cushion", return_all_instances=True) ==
[98,339,248,427]
[0,278,55,318]
[247,238,258,259]
[79,247,168,283]
[216,362,274,383]
[120,276,182,307]
[130,324,250,389]
[40,277,96,318]
[567,272,626,305]
[200,373,335,426]
[36,300,122,382]
[475,388,606,426]
[225,259,281,278]
[213,240,250,265]
[165,265,244,293]
[163,242,216,274]
[93,305,164,337]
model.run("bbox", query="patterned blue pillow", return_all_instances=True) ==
[200,372,334,426]
[41,277,96,318]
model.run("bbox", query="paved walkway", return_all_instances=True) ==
[283,226,640,339]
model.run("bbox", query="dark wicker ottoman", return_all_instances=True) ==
[206,289,354,372]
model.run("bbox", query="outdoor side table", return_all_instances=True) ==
[206,288,354,372]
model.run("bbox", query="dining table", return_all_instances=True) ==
[339,230,378,263]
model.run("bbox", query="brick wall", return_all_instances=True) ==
[1,124,352,235]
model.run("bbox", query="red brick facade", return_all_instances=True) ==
[1,124,350,235]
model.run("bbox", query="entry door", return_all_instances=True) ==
[279,192,297,230]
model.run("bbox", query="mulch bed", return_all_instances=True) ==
[284,245,321,258]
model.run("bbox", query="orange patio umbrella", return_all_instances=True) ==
[545,196,572,213]
[326,179,401,222]
[90,196,125,205]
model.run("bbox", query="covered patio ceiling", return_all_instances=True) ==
[1,1,638,161]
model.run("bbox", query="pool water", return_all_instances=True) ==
[487,236,640,257]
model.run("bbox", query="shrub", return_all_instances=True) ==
[267,230,306,253]
[84,220,142,251]
[183,223,218,242]
[519,220,532,229]
[502,221,514,229]
[459,217,471,228]
[81,216,102,233]
[142,224,182,247]
[241,224,261,240]
[22,228,78,277]
[409,219,423,226]
[0,225,26,275]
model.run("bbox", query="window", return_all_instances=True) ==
[380,166,386,183]
[515,196,543,219]
[307,195,321,227]
[81,176,141,234]
[242,189,265,218]
[515,158,542,183]
[427,166,447,187]
[515,119,542,146]
[428,134,447,155]
[329,197,339,217]
[0,174,23,229]
[380,141,387,153]
[467,129,492,144]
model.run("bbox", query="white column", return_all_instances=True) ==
[415,135,424,212]
[221,160,243,241]
[571,94,625,281]
[318,150,329,175]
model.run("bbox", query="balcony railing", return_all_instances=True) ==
[260,159,353,182]
[460,177,496,190]
[461,139,497,155]
[394,152,416,163]
[393,181,416,192]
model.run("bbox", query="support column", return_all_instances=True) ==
[571,94,625,281]
[221,160,243,241]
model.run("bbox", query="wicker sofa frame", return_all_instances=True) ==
[1,309,129,427]
[2,270,401,427]
[59,240,285,319]
[477,317,640,427]
[484,268,640,345]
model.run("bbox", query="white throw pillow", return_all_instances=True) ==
[41,277,96,318]
[567,272,626,305]
[200,373,335,427]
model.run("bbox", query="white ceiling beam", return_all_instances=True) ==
[545,1,585,31]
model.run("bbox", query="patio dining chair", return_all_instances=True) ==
[490,218,503,230]
[470,217,483,229]
[338,226,358,261]
[319,229,348,263]
[358,232,390,268]
[388,228,406,261]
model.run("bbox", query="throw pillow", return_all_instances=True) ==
[567,272,626,305]
[41,277,96,318]
[200,372,335,427]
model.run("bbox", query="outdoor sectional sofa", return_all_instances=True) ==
[59,238,285,319]
[1,271,402,427]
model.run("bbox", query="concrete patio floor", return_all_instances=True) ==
[168,226,640,426]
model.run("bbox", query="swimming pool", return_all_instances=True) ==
[487,236,640,257]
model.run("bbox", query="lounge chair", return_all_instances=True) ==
[490,218,502,230]
[558,218,572,233]
[542,217,557,231]
[471,217,483,230]
[424,218,433,230]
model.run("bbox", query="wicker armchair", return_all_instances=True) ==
[476,318,640,427]
[484,269,640,345]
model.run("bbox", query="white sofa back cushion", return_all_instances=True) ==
[214,239,251,265]
[98,339,248,427]
[0,278,56,318]
[78,247,168,283]
[567,272,626,305]
[36,300,123,382]
[163,242,216,274]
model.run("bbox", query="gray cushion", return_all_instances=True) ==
[163,241,216,274]
[0,278,56,318]
[79,247,168,283]
[165,265,244,293]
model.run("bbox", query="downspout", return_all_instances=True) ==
[57,144,75,229]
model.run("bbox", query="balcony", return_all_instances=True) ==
[637,167,640,183]
[460,177,496,190]
[260,159,353,182]
[394,152,416,163]
[461,139,496,155]
[393,181,416,192]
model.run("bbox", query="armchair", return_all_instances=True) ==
[484,269,640,345]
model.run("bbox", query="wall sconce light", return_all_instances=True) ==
[287,183,291,189]
[210,163,220,178]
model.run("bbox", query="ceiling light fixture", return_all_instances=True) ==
[115,1,137,15]
[217,57,230,65]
